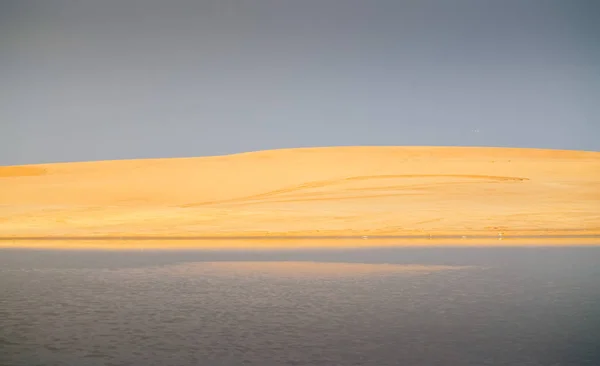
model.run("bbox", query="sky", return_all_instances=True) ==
[1,0,598,165]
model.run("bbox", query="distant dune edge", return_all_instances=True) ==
[1,146,599,247]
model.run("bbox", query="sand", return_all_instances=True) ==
[1,146,599,248]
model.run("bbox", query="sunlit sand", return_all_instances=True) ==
[1,146,599,248]
[1,238,599,251]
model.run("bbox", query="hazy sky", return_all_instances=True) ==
[1,0,598,165]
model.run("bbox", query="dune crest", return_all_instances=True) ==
[1,146,599,242]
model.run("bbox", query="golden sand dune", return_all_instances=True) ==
[0,146,599,244]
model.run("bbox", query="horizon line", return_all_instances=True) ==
[3,145,599,167]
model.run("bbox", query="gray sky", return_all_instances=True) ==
[1,0,598,165]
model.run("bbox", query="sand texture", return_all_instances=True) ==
[1,146,599,244]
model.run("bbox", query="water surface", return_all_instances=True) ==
[1,246,599,366]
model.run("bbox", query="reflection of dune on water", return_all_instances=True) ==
[171,261,474,278]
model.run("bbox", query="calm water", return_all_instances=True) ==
[1,246,600,366]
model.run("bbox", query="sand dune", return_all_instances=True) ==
[1,146,599,244]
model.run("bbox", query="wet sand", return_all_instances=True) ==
[1,146,599,248]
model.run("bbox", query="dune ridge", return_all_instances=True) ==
[1,146,599,246]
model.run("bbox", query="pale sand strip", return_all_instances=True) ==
[1,237,599,251]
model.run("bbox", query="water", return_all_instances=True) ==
[1,246,600,366]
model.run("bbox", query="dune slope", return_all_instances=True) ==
[1,146,599,239]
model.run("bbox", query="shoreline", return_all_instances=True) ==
[1,233,599,240]
[1,236,599,251]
